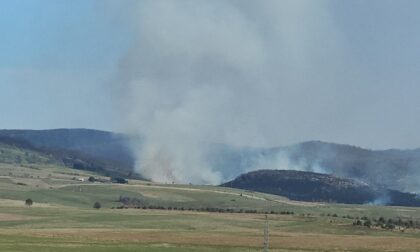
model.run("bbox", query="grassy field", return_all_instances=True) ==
[1,162,420,251]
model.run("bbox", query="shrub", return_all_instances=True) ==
[111,177,128,184]
[25,198,33,206]
[378,216,385,224]
[93,202,101,209]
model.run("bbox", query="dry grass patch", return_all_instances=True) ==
[0,198,56,208]
[0,213,34,221]
[4,228,420,251]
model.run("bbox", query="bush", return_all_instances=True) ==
[93,202,101,209]
[363,220,372,228]
[88,176,95,182]
[119,196,147,207]
[25,198,33,206]
[111,177,128,184]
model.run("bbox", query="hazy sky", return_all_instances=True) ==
[1,0,420,150]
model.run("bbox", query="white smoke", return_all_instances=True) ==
[113,0,348,184]
[244,150,329,175]
[367,195,391,206]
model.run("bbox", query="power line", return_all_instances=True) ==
[264,214,269,252]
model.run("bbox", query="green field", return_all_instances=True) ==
[1,160,420,251]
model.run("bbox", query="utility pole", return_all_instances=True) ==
[264,214,269,252]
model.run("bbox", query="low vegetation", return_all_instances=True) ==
[93,201,101,209]
[353,216,420,231]
[115,195,295,215]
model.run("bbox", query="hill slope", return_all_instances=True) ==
[222,169,420,206]
[210,141,420,193]
[0,129,137,177]
[0,129,134,165]
[2,129,420,193]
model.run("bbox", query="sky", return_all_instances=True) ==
[0,0,128,130]
[1,0,420,150]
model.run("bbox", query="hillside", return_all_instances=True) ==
[0,129,137,178]
[2,129,420,193]
[0,136,57,165]
[282,141,420,193]
[210,141,420,193]
[0,128,135,165]
[222,169,420,206]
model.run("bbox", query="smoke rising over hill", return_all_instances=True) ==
[112,0,352,184]
[3,129,420,194]
[107,0,420,186]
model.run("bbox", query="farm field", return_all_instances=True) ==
[1,164,420,251]
[3,203,420,252]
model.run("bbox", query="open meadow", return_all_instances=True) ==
[1,162,420,251]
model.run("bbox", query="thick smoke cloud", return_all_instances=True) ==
[114,0,349,184]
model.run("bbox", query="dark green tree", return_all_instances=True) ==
[93,202,101,209]
[25,198,33,206]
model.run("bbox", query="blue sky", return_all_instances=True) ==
[0,0,127,68]
[1,0,420,149]
[0,0,128,130]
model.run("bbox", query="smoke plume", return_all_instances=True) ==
[113,0,348,184]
